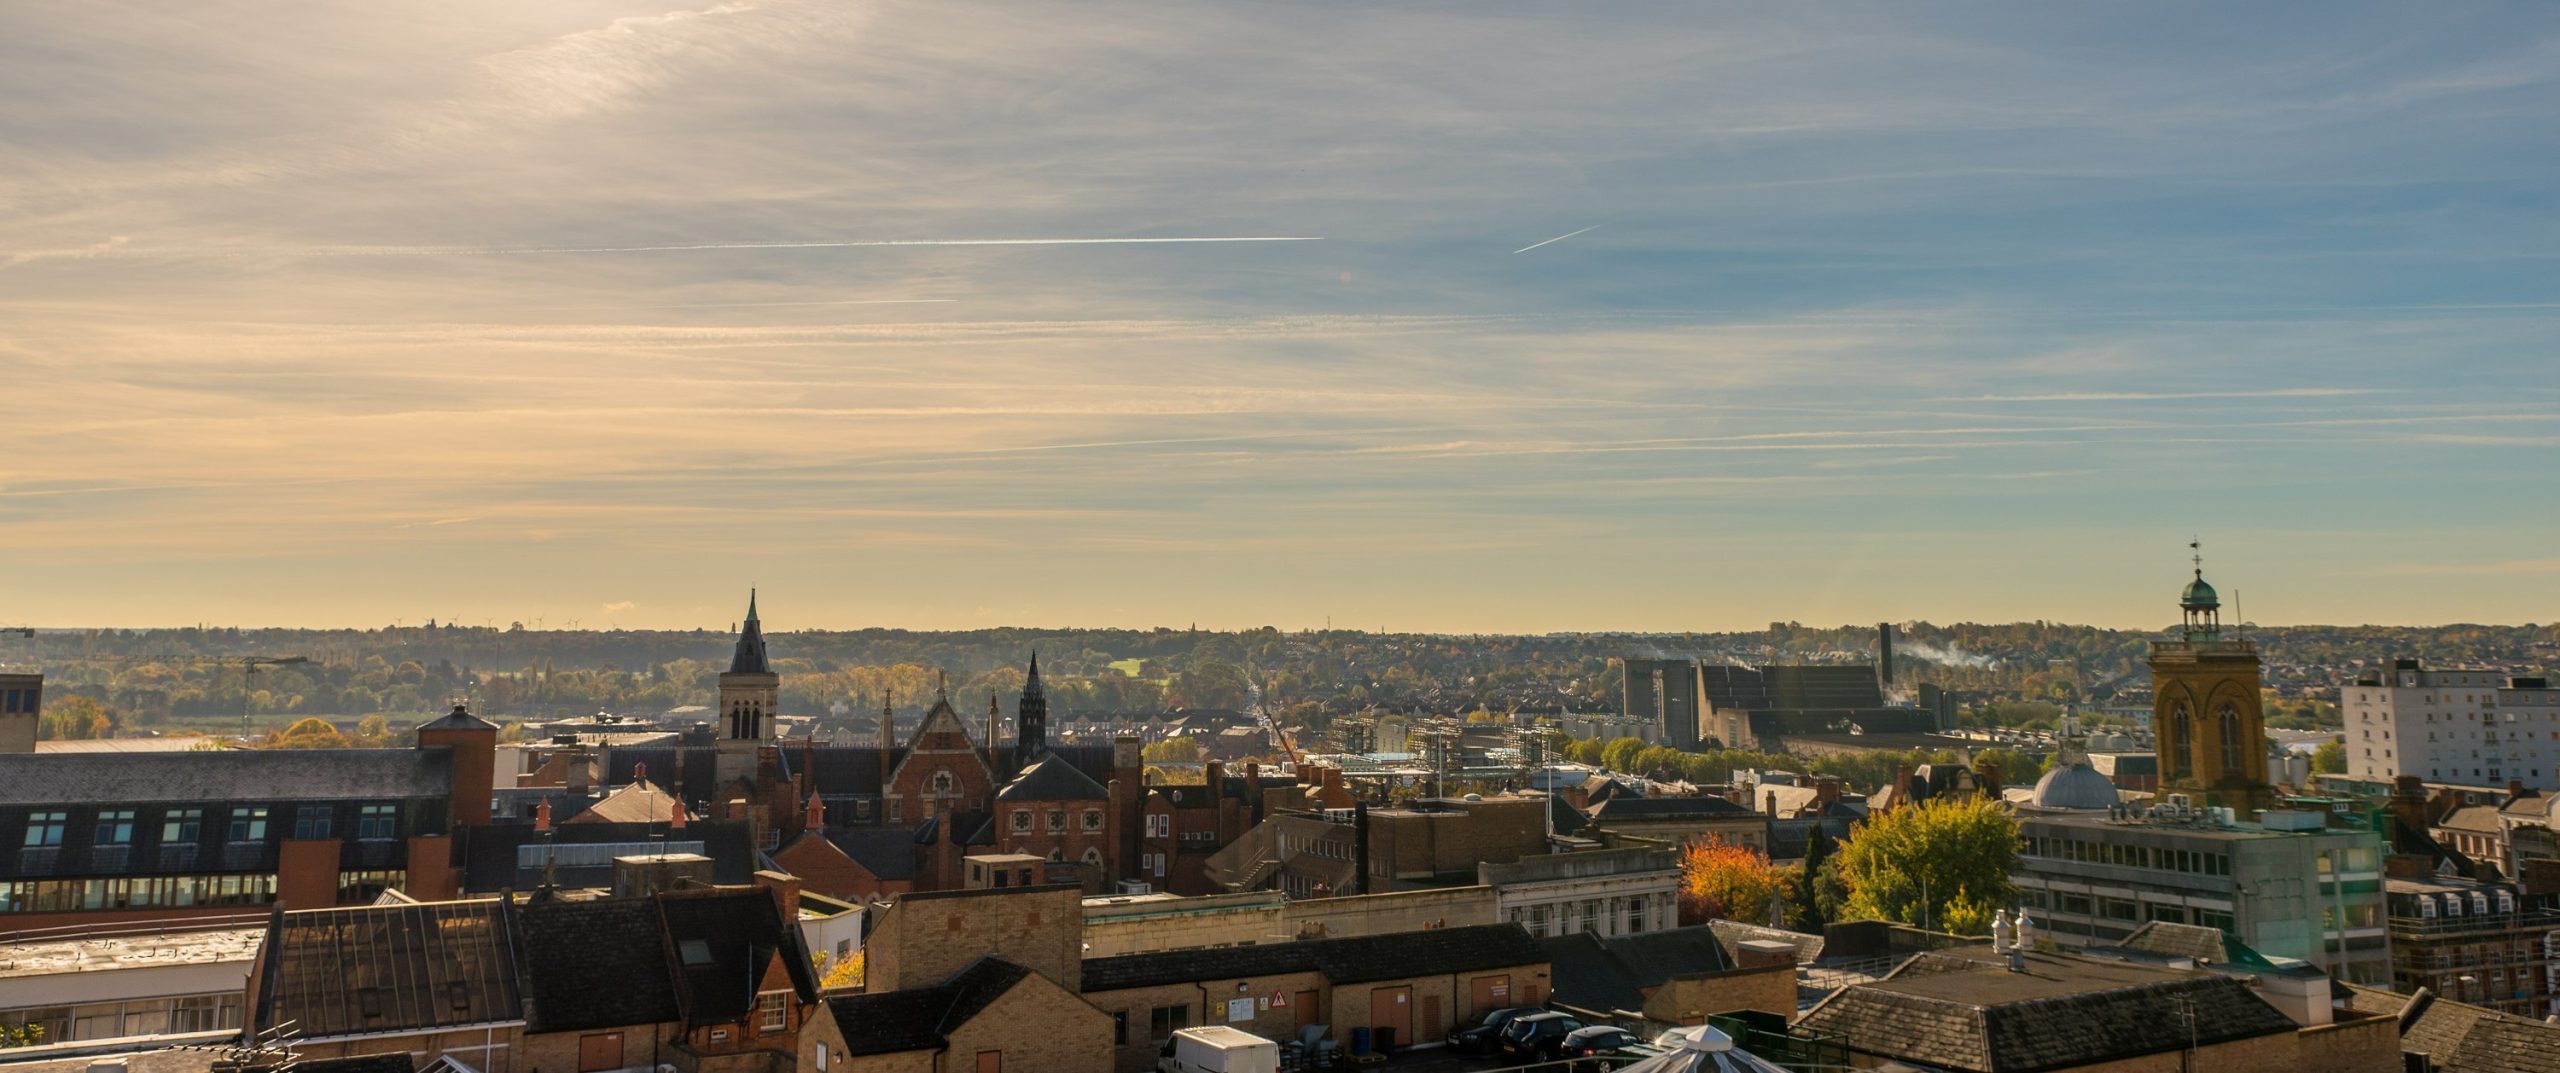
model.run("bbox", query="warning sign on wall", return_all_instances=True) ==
[1271,992,1289,1008]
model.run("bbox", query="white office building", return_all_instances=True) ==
[2346,659,2560,789]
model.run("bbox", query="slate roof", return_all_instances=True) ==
[1588,796,1760,822]
[1543,926,1737,1017]
[0,749,454,806]
[253,900,524,1038]
[515,897,682,1032]
[2113,921,2225,965]
[297,1057,415,1073]
[829,826,921,880]
[2395,989,2560,1073]
[994,752,1111,802]
[1083,922,1545,992]
[827,957,1032,1057]
[1795,947,2297,1073]
[658,886,819,1024]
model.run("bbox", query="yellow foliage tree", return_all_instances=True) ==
[1678,836,1785,926]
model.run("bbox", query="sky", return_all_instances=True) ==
[3,1,2558,633]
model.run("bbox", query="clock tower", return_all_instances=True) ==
[2151,545,2272,811]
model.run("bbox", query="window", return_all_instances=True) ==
[1113,1011,1129,1046]
[93,810,135,846]
[1047,810,1066,832]
[357,804,396,841]
[1084,809,1105,831]
[757,992,787,1032]
[1012,810,1033,832]
[228,808,268,842]
[162,808,202,844]
[1146,814,1170,838]
[294,807,332,840]
[814,1043,829,1072]
[1148,1004,1191,1042]
[23,812,65,848]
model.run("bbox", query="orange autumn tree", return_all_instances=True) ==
[1678,836,1785,925]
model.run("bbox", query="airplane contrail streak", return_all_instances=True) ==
[1513,225,1597,254]
[329,236,1325,256]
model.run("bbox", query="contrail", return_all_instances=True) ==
[321,236,1324,257]
[1514,226,1597,254]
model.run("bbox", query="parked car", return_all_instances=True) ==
[1446,1007,1541,1054]
[1562,1025,1660,1067]
[1501,1012,1587,1061]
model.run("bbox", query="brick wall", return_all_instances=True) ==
[866,886,1084,993]
[941,971,1114,1073]
[1641,962,1795,1025]
[1282,886,1497,940]
[1088,972,1327,1073]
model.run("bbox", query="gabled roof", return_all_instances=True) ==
[571,780,687,825]
[829,826,921,880]
[658,887,819,1024]
[516,897,681,1032]
[1082,923,1545,992]
[826,957,1032,1057]
[253,900,523,1038]
[995,753,1110,803]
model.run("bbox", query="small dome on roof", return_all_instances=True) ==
[2181,573,2219,609]
[2030,760,2119,811]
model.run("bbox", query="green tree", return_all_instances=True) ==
[1784,823,1837,932]
[1142,735,1202,763]
[1,1022,44,1048]
[1837,797,2020,935]
[2311,739,2346,775]
[1167,660,1251,710]
[262,717,354,749]
[1599,736,1648,773]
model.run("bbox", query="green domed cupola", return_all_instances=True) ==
[2179,540,2221,638]
[2181,573,2218,610]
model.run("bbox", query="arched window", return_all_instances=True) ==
[2170,705,2194,778]
[1081,847,1103,866]
[2218,705,2243,774]
[930,771,955,795]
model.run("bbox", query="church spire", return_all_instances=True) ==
[1017,650,1049,762]
[727,589,770,674]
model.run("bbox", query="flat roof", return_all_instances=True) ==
[0,927,265,980]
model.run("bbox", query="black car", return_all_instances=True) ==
[1446,1006,1541,1055]
[1500,1012,1587,1061]
[1561,1025,1660,1067]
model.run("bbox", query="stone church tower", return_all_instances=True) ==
[2151,549,2271,811]
[717,589,780,788]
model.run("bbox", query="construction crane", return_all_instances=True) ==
[238,656,310,740]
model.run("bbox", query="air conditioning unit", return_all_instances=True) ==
[1117,880,1153,895]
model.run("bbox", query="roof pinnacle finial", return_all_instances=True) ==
[2191,537,2203,578]
[747,587,759,621]
[937,669,948,699]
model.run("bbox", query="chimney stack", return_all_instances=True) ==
[1877,623,1896,687]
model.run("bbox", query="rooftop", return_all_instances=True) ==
[0,926,264,980]
[0,749,453,806]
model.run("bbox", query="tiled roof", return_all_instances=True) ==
[1083,923,1544,992]
[2397,990,2560,1073]
[829,826,921,880]
[516,897,682,1032]
[1795,947,2296,1073]
[0,749,453,806]
[2112,921,2225,965]
[253,900,523,1038]
[827,957,1031,1057]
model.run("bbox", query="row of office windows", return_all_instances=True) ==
[2019,887,2237,933]
[0,872,280,913]
[2022,835,2232,876]
[19,804,400,848]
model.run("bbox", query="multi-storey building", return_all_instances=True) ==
[2014,807,2393,984]
[1478,847,1679,940]
[2346,659,2560,789]
[2384,875,2560,1018]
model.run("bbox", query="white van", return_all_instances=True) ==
[1158,1026,1281,1073]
